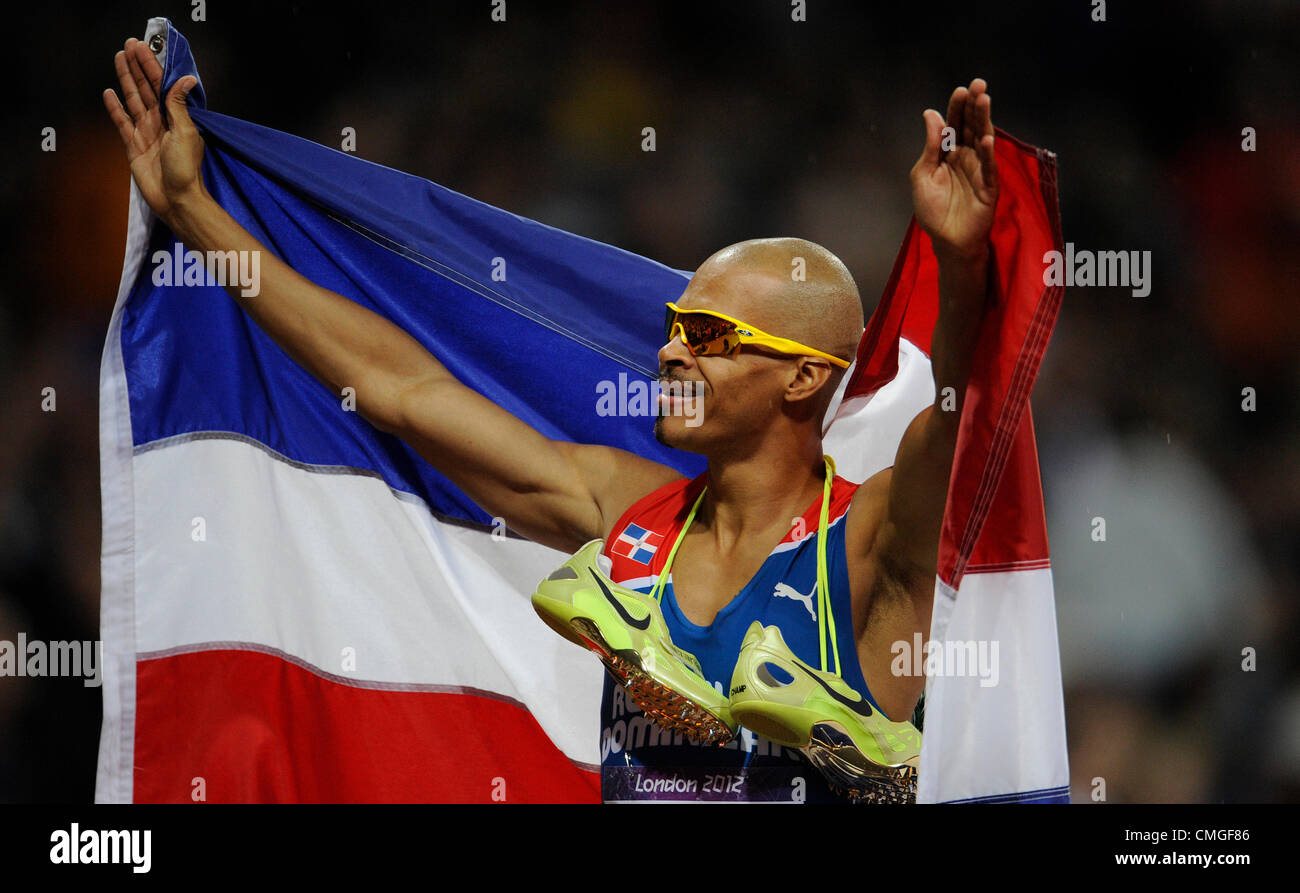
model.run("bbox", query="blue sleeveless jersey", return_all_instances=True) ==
[599,471,877,803]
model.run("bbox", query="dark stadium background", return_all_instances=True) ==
[2,0,1296,802]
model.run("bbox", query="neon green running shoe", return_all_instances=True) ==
[531,539,736,746]
[728,621,921,803]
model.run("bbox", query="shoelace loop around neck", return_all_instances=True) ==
[646,456,842,676]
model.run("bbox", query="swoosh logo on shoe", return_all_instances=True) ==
[786,658,874,718]
[591,570,651,630]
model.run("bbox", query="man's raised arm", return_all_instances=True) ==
[872,78,999,585]
[103,37,681,553]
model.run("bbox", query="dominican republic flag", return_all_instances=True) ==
[610,524,665,565]
[98,17,1067,803]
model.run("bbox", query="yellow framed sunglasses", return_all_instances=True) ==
[664,302,851,368]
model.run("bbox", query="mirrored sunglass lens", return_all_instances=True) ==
[681,315,736,355]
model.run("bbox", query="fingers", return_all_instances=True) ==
[979,132,998,193]
[944,86,967,147]
[109,30,198,138]
[123,38,158,111]
[114,49,147,123]
[960,80,997,195]
[916,108,944,173]
[940,78,996,195]
[102,88,136,147]
[975,100,997,194]
[958,78,981,145]
[942,78,994,154]
[132,39,165,98]
[963,78,989,143]
[165,76,200,133]
[966,79,996,187]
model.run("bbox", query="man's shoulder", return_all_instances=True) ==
[553,441,688,542]
[598,457,697,543]
[844,466,893,550]
[600,469,702,582]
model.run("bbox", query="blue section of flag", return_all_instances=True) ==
[123,20,705,525]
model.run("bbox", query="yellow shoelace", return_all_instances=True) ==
[647,455,842,676]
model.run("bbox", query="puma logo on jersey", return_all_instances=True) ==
[773,582,816,622]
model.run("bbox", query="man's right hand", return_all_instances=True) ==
[103,37,206,227]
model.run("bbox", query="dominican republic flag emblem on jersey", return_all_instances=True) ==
[611,524,665,565]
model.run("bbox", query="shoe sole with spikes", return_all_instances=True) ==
[532,539,736,747]
[729,621,921,802]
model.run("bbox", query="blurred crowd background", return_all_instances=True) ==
[2,0,1295,801]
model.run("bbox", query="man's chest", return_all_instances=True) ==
[666,536,773,626]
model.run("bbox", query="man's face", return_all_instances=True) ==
[654,268,794,454]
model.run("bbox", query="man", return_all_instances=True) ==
[104,36,997,803]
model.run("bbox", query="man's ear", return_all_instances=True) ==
[784,358,833,404]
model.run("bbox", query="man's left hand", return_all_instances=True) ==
[910,78,999,263]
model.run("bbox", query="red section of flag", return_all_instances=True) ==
[846,128,1063,587]
[133,650,601,803]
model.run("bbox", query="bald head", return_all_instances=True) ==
[687,237,864,365]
